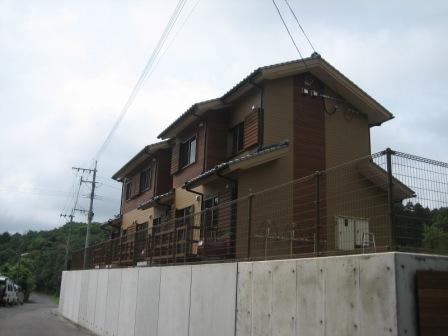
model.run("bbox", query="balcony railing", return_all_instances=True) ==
[70,149,448,270]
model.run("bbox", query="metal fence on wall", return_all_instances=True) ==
[70,149,448,270]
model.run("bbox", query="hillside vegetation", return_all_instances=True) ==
[0,222,106,299]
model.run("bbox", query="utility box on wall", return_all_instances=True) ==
[335,216,369,250]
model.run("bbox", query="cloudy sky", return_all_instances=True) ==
[1,0,447,233]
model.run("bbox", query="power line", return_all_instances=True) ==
[94,0,188,160]
[283,0,316,53]
[61,174,84,270]
[72,161,98,268]
[146,0,202,79]
[271,0,307,68]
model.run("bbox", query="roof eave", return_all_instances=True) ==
[158,99,223,139]
[112,141,170,181]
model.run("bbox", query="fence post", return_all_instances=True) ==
[247,193,254,260]
[314,171,321,255]
[386,148,396,250]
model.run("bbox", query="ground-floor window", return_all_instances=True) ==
[203,196,219,240]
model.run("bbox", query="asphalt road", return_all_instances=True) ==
[0,293,93,336]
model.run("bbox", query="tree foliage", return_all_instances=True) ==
[395,202,448,251]
[0,222,106,297]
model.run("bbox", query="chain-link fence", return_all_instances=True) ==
[71,149,448,270]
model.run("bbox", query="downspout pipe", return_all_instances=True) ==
[184,186,204,213]
[191,107,208,174]
[184,186,204,198]
[142,147,158,196]
[249,79,264,150]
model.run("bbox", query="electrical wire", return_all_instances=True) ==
[283,0,316,53]
[146,0,202,79]
[271,0,308,68]
[63,176,84,269]
[94,0,188,160]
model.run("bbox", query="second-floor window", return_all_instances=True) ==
[139,168,151,193]
[136,222,148,231]
[230,122,244,155]
[125,181,132,200]
[180,136,197,168]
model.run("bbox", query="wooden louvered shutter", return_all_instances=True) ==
[170,141,180,174]
[244,109,259,149]
[132,175,140,197]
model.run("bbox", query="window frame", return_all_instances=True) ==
[229,122,245,156]
[139,168,151,193]
[136,222,148,232]
[175,206,194,228]
[125,180,133,201]
[179,136,197,169]
[202,196,219,240]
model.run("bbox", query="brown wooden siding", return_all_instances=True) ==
[170,142,180,174]
[293,74,327,252]
[155,148,172,196]
[122,149,172,215]
[417,271,448,336]
[122,160,156,214]
[172,123,206,189]
[244,109,259,149]
[205,110,229,170]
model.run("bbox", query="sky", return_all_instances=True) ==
[0,0,447,233]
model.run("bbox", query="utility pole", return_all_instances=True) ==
[60,213,74,270]
[72,160,98,268]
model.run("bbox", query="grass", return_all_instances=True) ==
[49,294,59,305]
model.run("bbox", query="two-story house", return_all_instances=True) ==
[102,53,413,266]
[101,140,172,265]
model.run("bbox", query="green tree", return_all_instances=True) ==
[0,222,106,296]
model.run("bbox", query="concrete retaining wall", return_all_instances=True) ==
[59,252,448,336]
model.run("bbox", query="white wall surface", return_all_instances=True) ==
[78,270,89,327]
[58,253,448,336]
[134,267,160,336]
[105,269,122,336]
[94,269,109,335]
[117,268,138,336]
[157,265,191,336]
[189,263,237,336]
[87,270,99,331]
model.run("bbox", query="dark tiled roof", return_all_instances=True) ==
[158,53,392,138]
[184,140,289,188]
[157,57,317,139]
[112,139,170,181]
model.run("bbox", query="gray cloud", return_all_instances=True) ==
[1,0,447,232]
